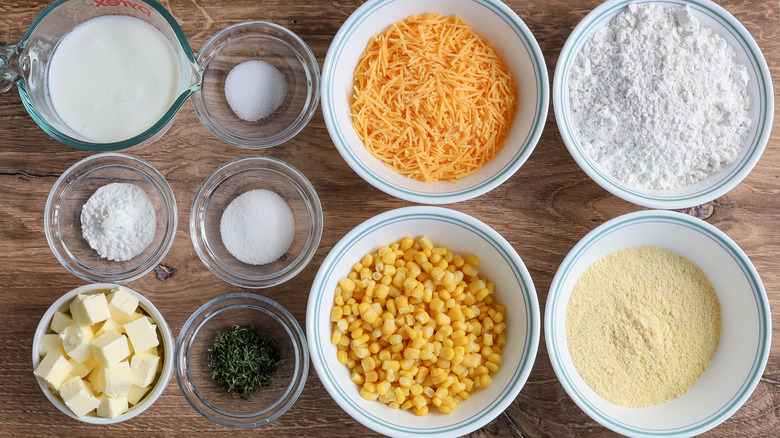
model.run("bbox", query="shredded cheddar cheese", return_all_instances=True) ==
[350,14,518,183]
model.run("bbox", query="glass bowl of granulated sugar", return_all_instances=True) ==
[191,21,320,148]
[189,156,323,288]
[553,0,773,209]
[44,153,177,284]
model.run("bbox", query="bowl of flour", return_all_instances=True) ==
[44,153,177,283]
[553,0,773,209]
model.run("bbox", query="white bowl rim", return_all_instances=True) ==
[31,283,174,424]
[43,152,178,284]
[306,205,541,436]
[552,0,774,209]
[544,210,772,437]
[321,0,550,204]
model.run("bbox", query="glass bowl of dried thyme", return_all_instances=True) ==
[174,293,308,428]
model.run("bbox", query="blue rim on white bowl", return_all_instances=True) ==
[553,0,773,209]
[545,210,771,437]
[321,0,549,204]
[306,206,540,436]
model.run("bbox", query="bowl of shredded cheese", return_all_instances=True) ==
[554,0,773,209]
[546,210,771,437]
[307,206,540,436]
[321,0,548,204]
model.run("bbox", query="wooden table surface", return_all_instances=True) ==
[1,0,777,436]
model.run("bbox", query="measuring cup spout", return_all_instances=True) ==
[0,44,21,93]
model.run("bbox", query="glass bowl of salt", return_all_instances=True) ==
[44,153,178,283]
[189,156,323,288]
[192,21,320,148]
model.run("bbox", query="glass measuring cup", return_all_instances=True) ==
[0,0,202,151]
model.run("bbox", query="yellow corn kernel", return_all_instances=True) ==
[330,306,343,322]
[361,387,378,401]
[462,353,481,368]
[439,346,455,361]
[435,312,451,326]
[412,395,427,410]
[382,318,397,335]
[477,374,492,389]
[362,356,377,373]
[403,347,420,360]
[414,251,428,265]
[413,405,429,416]
[351,371,366,385]
[338,336,350,348]
[418,236,433,251]
[375,380,392,396]
[337,349,349,364]
[339,277,356,294]
[355,346,371,359]
[394,387,406,404]
[486,361,500,373]
[475,288,491,302]
[331,330,342,345]
[432,396,443,407]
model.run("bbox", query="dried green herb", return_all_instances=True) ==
[207,325,283,399]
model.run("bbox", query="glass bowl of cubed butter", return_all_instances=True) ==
[32,283,174,424]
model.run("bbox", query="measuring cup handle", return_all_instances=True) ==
[0,45,21,94]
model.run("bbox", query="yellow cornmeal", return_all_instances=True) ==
[566,246,721,407]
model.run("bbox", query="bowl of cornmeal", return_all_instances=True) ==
[545,210,771,437]
[554,0,773,209]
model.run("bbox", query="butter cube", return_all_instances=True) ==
[60,377,99,417]
[70,293,111,326]
[50,311,73,334]
[94,318,124,338]
[102,362,132,398]
[87,366,104,395]
[38,333,66,357]
[123,317,159,354]
[69,356,97,379]
[91,331,131,368]
[60,322,94,363]
[34,352,74,390]
[107,287,139,324]
[130,352,160,387]
[59,376,90,401]
[126,311,145,323]
[97,395,129,419]
[127,384,150,406]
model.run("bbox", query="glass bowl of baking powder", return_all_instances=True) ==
[553,0,773,209]
[44,153,177,283]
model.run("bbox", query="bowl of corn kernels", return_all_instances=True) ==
[306,206,540,437]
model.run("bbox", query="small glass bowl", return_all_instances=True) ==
[175,293,309,428]
[192,21,320,148]
[190,156,323,288]
[44,153,177,283]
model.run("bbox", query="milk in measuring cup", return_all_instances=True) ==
[48,15,180,143]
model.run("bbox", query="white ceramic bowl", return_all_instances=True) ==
[553,0,773,209]
[307,206,540,436]
[322,0,548,204]
[32,283,174,424]
[545,210,771,437]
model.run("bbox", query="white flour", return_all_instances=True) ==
[81,182,157,262]
[569,4,752,190]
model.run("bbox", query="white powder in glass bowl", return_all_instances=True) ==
[220,189,295,265]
